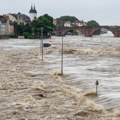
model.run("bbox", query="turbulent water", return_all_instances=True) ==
[0,34,120,119]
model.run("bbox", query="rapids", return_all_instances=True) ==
[0,35,120,119]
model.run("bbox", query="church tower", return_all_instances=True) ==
[29,5,37,21]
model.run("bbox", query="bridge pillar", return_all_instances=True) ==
[85,34,92,37]
[114,31,120,37]
[53,26,120,37]
[84,29,93,37]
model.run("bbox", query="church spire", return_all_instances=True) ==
[34,4,35,10]
[29,3,37,21]
[31,4,33,10]
[29,4,37,13]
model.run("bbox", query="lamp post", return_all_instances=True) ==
[41,27,43,61]
[5,23,6,35]
[0,21,1,35]
[60,21,64,75]
[61,35,63,75]
[95,80,99,95]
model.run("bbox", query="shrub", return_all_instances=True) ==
[22,32,31,39]
[28,36,35,39]
[10,35,18,38]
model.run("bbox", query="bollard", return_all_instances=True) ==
[95,80,99,95]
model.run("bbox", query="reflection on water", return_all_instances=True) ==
[0,35,120,111]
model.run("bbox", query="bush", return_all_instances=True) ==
[22,32,31,39]
[10,34,18,38]
[87,20,99,27]
[28,36,35,39]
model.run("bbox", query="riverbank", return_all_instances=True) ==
[0,35,10,39]
[0,48,120,120]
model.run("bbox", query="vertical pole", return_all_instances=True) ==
[95,80,99,95]
[61,35,63,75]
[0,21,1,35]
[41,27,43,61]
[96,85,98,95]
[38,30,40,52]
[5,23,6,35]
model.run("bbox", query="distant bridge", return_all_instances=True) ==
[53,26,120,37]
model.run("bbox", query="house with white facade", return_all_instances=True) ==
[64,21,72,27]
[53,19,58,26]
[0,15,14,36]
[74,20,83,27]
[7,13,30,25]
[7,13,17,23]
[0,16,9,35]
[17,13,31,25]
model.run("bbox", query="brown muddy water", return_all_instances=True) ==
[0,35,120,120]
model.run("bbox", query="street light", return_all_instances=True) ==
[61,35,64,75]
[0,21,1,35]
[95,80,99,95]
[41,27,43,61]
[40,26,53,61]
[60,21,64,75]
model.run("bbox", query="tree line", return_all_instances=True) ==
[17,14,54,39]
[16,15,100,39]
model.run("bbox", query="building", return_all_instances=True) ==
[0,15,9,36]
[53,18,86,28]
[64,21,72,27]
[74,20,84,27]
[0,15,15,36]
[7,13,30,25]
[29,5,37,21]
[0,12,31,37]
[53,19,58,26]
[7,13,17,23]
[17,13,31,25]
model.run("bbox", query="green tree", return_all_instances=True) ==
[87,20,100,27]
[58,16,78,22]
[31,14,54,37]
[17,23,24,35]
[17,23,32,37]
[16,14,54,38]
[24,24,32,34]
[87,20,101,35]
[22,32,31,38]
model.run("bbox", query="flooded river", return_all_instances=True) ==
[0,35,120,119]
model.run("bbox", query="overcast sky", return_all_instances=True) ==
[0,0,120,25]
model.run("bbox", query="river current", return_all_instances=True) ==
[0,34,120,112]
